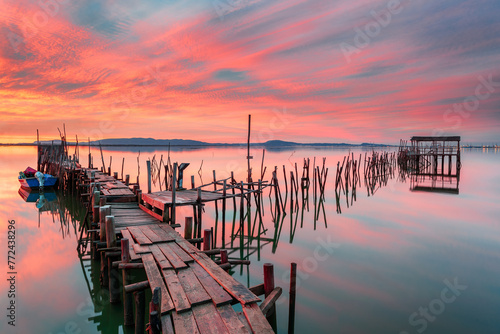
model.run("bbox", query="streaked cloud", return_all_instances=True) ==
[0,0,499,144]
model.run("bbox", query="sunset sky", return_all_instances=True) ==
[1,0,499,144]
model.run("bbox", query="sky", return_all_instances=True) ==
[0,0,499,145]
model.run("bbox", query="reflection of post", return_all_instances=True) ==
[288,262,297,334]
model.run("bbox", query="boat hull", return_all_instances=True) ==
[18,174,58,189]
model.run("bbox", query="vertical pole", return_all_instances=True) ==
[135,290,145,334]
[222,180,226,249]
[184,217,193,240]
[121,157,125,180]
[114,172,118,179]
[122,238,134,326]
[99,205,111,286]
[37,129,40,171]
[146,160,152,194]
[149,287,162,334]
[125,174,130,186]
[288,262,297,334]
[172,162,177,224]
[264,263,277,328]
[247,114,252,182]
[203,229,212,251]
[106,215,120,303]
[191,175,198,235]
[197,188,202,249]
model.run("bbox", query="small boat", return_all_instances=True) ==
[18,167,58,189]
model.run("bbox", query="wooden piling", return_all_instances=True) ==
[121,238,134,326]
[106,215,120,303]
[203,229,212,251]
[171,162,177,224]
[147,160,152,194]
[149,287,162,334]
[184,217,193,240]
[222,179,227,249]
[125,174,130,186]
[263,263,277,325]
[135,290,145,334]
[99,205,111,287]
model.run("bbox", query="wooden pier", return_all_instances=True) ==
[76,168,279,333]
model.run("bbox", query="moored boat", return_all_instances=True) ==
[18,167,58,189]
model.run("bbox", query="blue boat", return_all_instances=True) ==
[18,167,58,189]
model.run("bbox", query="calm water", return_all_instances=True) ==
[1,145,500,334]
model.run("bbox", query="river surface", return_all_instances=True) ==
[1,145,499,334]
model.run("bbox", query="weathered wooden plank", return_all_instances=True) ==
[192,302,230,334]
[141,253,174,314]
[169,242,195,263]
[242,303,274,334]
[177,267,212,306]
[140,203,164,221]
[236,312,253,334]
[148,224,175,242]
[171,310,200,334]
[189,262,233,306]
[120,229,140,261]
[161,313,175,334]
[217,304,251,334]
[157,243,188,270]
[157,224,200,254]
[127,226,153,245]
[149,245,173,269]
[190,252,260,305]
[162,268,191,313]
[138,225,165,243]
[133,243,152,254]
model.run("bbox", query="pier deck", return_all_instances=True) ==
[123,222,273,333]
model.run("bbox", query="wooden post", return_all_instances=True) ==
[122,238,134,326]
[247,114,252,182]
[106,215,120,303]
[146,160,152,194]
[264,263,276,324]
[149,287,162,334]
[203,229,212,251]
[184,217,193,240]
[137,189,142,204]
[220,250,228,267]
[121,157,125,180]
[171,162,177,224]
[288,262,297,334]
[114,172,118,179]
[222,179,226,249]
[197,188,202,245]
[99,205,110,285]
[135,290,145,334]
[125,174,130,186]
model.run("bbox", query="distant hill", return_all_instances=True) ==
[27,137,392,147]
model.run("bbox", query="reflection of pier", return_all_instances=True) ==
[399,136,461,194]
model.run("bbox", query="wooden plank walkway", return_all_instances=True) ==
[85,169,137,202]
[93,202,274,332]
[121,222,273,333]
